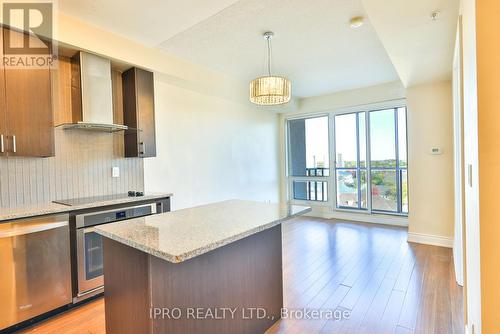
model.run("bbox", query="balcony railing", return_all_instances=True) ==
[293,180,328,202]
[305,167,329,177]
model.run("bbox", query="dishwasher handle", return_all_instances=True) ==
[0,221,68,238]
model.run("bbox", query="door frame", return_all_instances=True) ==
[452,18,465,287]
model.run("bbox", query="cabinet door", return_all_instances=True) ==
[0,28,7,157]
[3,29,54,157]
[123,68,156,158]
[136,69,156,158]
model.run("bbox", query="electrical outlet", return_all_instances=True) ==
[112,167,120,178]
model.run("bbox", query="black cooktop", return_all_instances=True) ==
[53,192,144,207]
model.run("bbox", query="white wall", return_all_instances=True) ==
[406,81,455,242]
[144,75,280,210]
[280,80,455,246]
[295,81,406,115]
[42,12,281,211]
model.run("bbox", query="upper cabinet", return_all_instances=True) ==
[122,67,156,158]
[0,27,54,157]
[0,27,156,159]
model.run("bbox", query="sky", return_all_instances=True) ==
[303,108,407,168]
[305,116,329,168]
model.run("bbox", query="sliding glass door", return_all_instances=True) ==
[333,107,408,214]
[334,112,367,210]
[369,107,408,213]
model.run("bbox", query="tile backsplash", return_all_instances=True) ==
[0,128,144,208]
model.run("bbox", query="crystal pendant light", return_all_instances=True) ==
[249,32,291,106]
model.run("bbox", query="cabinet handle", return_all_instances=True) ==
[468,164,473,187]
[12,135,16,153]
[0,135,4,153]
[139,142,145,155]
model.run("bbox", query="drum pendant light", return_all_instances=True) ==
[249,32,291,106]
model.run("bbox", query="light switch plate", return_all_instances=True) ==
[112,167,120,178]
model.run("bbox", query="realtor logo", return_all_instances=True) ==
[3,2,52,54]
[1,0,57,68]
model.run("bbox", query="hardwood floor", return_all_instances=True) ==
[267,217,463,334]
[17,217,463,334]
[18,299,105,334]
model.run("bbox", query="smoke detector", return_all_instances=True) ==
[430,11,441,21]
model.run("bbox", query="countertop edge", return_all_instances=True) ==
[96,206,312,264]
[0,193,173,222]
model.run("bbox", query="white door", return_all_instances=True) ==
[461,0,482,332]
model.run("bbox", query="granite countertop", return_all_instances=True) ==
[0,193,173,222]
[95,199,311,264]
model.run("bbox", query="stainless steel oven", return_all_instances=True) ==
[74,203,158,302]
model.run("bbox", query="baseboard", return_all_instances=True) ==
[306,210,409,227]
[407,232,454,248]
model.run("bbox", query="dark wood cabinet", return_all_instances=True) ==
[122,67,156,158]
[1,28,54,157]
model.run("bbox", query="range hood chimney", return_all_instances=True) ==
[62,51,127,132]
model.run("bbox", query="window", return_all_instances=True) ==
[334,112,367,209]
[286,105,408,216]
[288,116,329,177]
[288,116,329,202]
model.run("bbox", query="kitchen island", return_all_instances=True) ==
[95,200,310,334]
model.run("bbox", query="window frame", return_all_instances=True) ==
[285,101,409,216]
[286,113,332,205]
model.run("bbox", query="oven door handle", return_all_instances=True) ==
[75,203,157,228]
[0,221,68,238]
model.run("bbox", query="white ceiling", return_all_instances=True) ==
[362,0,460,87]
[58,0,241,47]
[157,0,399,98]
[59,0,459,98]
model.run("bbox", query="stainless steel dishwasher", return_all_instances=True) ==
[0,214,72,331]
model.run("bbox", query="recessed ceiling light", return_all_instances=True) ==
[350,16,364,29]
[430,11,441,21]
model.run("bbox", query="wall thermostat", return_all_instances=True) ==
[430,147,443,155]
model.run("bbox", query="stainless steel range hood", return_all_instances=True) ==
[61,52,127,132]
[62,122,127,131]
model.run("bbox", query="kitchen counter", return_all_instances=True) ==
[96,200,310,334]
[95,199,310,263]
[0,193,173,222]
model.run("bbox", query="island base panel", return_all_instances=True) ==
[103,224,283,334]
[103,236,151,334]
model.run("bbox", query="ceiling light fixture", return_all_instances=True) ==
[350,16,364,29]
[249,31,291,106]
